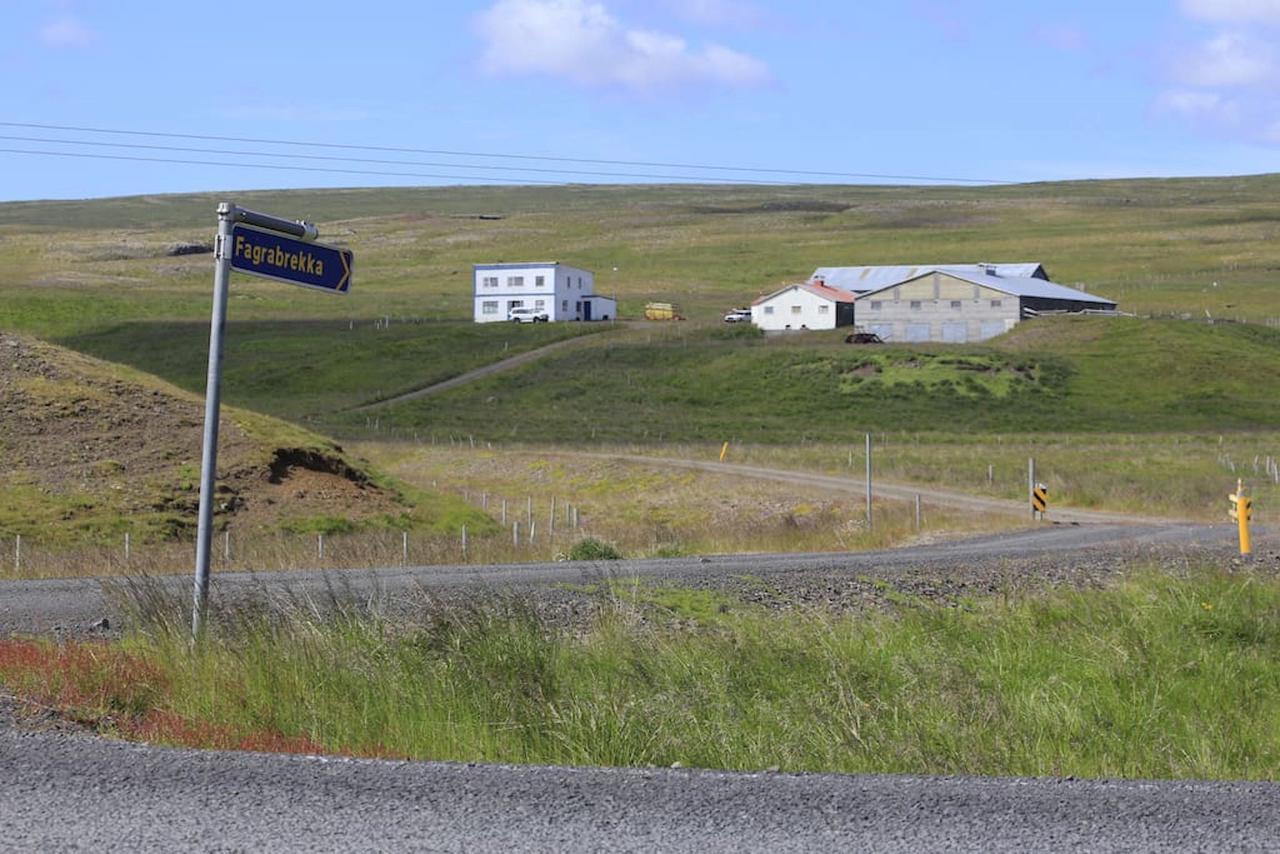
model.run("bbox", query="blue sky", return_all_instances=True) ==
[4,0,1280,201]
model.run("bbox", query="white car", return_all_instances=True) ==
[508,307,549,323]
[723,308,753,323]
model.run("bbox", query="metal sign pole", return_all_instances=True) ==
[192,202,236,638]
[190,203,337,639]
[865,432,873,530]
[1028,457,1036,521]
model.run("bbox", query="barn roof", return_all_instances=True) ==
[753,281,858,306]
[811,263,1046,293]
[858,269,1115,306]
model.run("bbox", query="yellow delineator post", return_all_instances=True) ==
[719,441,730,462]
[1228,478,1253,557]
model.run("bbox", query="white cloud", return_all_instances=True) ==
[1181,0,1280,22]
[1154,89,1241,122]
[1175,32,1277,86]
[1158,2,1280,142]
[475,0,769,92]
[39,14,93,48]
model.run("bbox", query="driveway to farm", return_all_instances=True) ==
[347,328,613,412]
[572,451,1180,525]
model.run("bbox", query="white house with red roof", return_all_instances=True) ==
[751,280,857,331]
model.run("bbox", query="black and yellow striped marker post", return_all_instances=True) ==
[1032,483,1048,519]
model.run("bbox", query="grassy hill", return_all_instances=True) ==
[0,332,489,548]
[3,176,1280,443]
[4,176,1280,337]
[325,316,1280,441]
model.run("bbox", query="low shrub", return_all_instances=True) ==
[567,537,622,560]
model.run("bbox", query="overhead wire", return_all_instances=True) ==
[0,148,569,185]
[0,120,1010,185]
[0,134,786,185]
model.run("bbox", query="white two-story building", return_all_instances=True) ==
[473,262,616,323]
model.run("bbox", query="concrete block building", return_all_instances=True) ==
[849,266,1115,343]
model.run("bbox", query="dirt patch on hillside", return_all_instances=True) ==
[0,332,403,543]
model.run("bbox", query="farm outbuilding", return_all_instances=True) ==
[751,281,857,331]
[852,267,1116,343]
[474,262,613,323]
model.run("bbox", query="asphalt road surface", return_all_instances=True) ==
[4,521,1273,852]
[5,719,1280,852]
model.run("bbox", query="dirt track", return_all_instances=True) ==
[571,452,1180,526]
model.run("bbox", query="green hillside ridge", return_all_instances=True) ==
[330,317,1280,440]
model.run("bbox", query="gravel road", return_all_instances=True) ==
[577,452,1186,525]
[0,521,1247,636]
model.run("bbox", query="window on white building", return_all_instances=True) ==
[990,299,1003,308]
[950,300,962,310]
[535,299,545,309]
[818,304,829,314]
[482,276,498,288]
[870,301,882,310]
[562,300,569,311]
[910,300,922,310]
[791,305,802,315]
[481,301,498,315]
[535,276,545,287]
[508,276,524,287]
[509,300,523,309]
[764,306,775,315]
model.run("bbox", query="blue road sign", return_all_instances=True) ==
[229,223,352,294]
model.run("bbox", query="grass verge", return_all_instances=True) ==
[4,565,1280,780]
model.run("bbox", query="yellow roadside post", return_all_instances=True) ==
[1032,482,1048,520]
[1228,478,1253,557]
[719,441,730,462]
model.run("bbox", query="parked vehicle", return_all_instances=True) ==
[508,307,549,323]
[723,308,753,323]
[844,331,884,344]
[644,301,684,321]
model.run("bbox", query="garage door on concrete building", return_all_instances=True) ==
[941,321,967,343]
[905,323,931,342]
[979,320,1006,340]
[868,323,894,341]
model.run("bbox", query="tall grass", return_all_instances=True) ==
[5,566,1280,780]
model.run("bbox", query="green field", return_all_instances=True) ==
[62,319,598,420]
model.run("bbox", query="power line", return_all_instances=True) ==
[0,134,786,185]
[0,120,1010,185]
[0,148,568,185]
